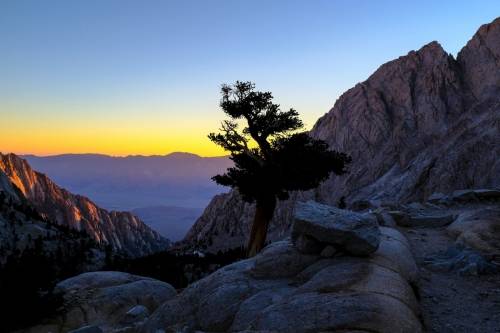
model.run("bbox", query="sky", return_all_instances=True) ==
[1,1,499,157]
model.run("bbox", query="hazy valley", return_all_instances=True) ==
[24,153,231,240]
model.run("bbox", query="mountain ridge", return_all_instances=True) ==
[0,153,169,257]
[22,152,229,159]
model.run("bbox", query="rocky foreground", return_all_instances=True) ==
[25,188,500,333]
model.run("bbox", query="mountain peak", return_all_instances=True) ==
[165,152,201,158]
[457,17,500,100]
[416,40,446,55]
[474,16,500,38]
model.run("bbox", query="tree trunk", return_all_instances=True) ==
[247,197,277,257]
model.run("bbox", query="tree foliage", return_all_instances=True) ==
[209,81,351,203]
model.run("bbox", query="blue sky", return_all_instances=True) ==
[1,1,499,155]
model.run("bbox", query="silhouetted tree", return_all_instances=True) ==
[209,81,351,256]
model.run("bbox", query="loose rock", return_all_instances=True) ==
[292,201,381,256]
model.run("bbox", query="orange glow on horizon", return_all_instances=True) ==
[1,107,228,157]
[0,128,227,157]
[1,100,319,157]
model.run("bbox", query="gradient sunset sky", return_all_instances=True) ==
[1,1,499,156]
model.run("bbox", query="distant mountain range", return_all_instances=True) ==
[23,153,232,240]
[24,153,232,210]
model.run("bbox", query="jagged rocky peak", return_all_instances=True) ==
[311,40,464,169]
[0,153,169,257]
[457,17,500,101]
[183,17,500,253]
[310,17,499,205]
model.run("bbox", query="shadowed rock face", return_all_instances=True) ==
[458,17,500,102]
[0,153,169,257]
[311,20,500,205]
[184,17,500,253]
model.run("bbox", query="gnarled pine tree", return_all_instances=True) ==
[209,81,351,257]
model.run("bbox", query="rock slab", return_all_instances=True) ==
[292,201,381,256]
[143,227,422,333]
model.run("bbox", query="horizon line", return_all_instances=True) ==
[2,151,230,159]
